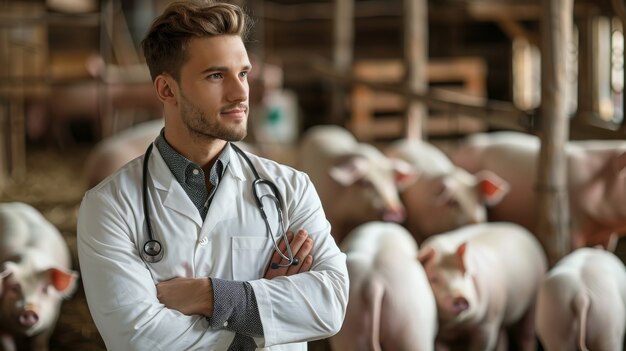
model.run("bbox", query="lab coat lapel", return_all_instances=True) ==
[203,145,246,233]
[149,144,204,227]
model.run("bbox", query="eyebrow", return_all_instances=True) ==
[201,64,252,74]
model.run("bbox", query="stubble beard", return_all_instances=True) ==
[180,93,248,142]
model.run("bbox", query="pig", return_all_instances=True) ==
[536,247,626,351]
[299,125,415,243]
[385,139,509,242]
[418,222,547,351]
[330,221,437,351]
[84,118,164,189]
[0,202,78,351]
[451,131,626,248]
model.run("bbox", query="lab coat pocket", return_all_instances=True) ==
[231,236,270,281]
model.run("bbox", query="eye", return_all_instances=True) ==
[206,73,223,80]
[446,198,460,208]
[430,276,440,285]
[239,71,248,79]
[357,178,372,187]
[9,284,21,294]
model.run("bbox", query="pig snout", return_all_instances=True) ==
[19,309,39,328]
[382,207,406,223]
[452,296,469,315]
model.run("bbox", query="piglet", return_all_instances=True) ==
[418,222,547,351]
[330,221,437,351]
[536,247,626,351]
[0,202,78,351]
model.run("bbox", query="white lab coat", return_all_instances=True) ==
[77,144,349,351]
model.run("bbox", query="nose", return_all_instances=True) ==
[226,75,248,103]
[19,310,39,327]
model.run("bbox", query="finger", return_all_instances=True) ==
[265,231,293,278]
[297,255,313,273]
[286,237,313,275]
[273,230,308,274]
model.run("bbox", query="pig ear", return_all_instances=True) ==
[475,170,510,206]
[391,159,419,190]
[0,262,16,298]
[329,156,369,186]
[456,243,468,273]
[47,267,79,298]
[417,246,436,266]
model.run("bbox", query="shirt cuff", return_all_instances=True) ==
[208,278,264,337]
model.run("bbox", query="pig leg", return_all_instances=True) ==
[0,332,16,351]
[469,321,501,351]
[512,303,537,351]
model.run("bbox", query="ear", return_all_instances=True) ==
[391,158,419,191]
[329,156,369,186]
[475,170,510,206]
[0,262,16,298]
[417,246,436,266]
[154,74,177,105]
[456,242,467,274]
[47,267,79,298]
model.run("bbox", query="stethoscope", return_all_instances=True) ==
[141,142,299,269]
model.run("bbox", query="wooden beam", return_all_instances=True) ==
[404,0,428,140]
[537,0,573,266]
[313,60,532,131]
[331,0,354,125]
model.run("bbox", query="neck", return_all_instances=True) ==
[163,123,227,171]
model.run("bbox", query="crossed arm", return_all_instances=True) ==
[155,229,314,317]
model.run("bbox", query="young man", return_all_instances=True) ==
[77,1,348,350]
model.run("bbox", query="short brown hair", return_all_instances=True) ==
[141,0,251,82]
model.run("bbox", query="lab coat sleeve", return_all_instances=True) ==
[248,172,349,347]
[77,191,220,351]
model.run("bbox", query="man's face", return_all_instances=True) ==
[177,35,251,142]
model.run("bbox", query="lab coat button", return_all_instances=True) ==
[199,237,208,246]
[192,169,200,175]
[223,321,229,327]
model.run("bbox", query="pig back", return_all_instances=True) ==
[0,202,72,269]
[469,222,547,325]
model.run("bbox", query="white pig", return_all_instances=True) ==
[451,131,626,248]
[299,125,415,243]
[330,221,437,351]
[418,222,547,351]
[385,139,509,242]
[0,202,78,351]
[536,247,626,351]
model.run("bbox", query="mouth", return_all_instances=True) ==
[221,106,248,119]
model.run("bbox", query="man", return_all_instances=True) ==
[76,1,348,350]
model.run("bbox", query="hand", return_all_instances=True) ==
[156,277,213,317]
[264,229,314,280]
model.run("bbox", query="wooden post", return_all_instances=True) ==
[331,0,353,126]
[537,0,573,266]
[404,0,428,140]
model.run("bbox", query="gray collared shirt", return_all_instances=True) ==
[155,130,262,350]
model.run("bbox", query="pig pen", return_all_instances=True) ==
[2,144,626,351]
[0,146,106,350]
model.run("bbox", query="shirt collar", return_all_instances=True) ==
[155,129,230,186]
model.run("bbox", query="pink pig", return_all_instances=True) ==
[452,132,626,249]
[330,221,437,351]
[536,247,626,351]
[299,125,415,243]
[418,222,547,351]
[0,202,78,351]
[385,139,509,242]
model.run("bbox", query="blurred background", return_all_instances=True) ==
[1,0,626,349]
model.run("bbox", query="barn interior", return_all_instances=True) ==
[1,0,625,350]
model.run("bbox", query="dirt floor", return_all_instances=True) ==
[0,145,106,351]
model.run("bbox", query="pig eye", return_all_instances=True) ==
[357,178,372,187]
[446,198,460,208]
[430,276,440,285]
[9,284,21,294]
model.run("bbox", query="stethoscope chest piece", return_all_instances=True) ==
[142,239,164,263]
